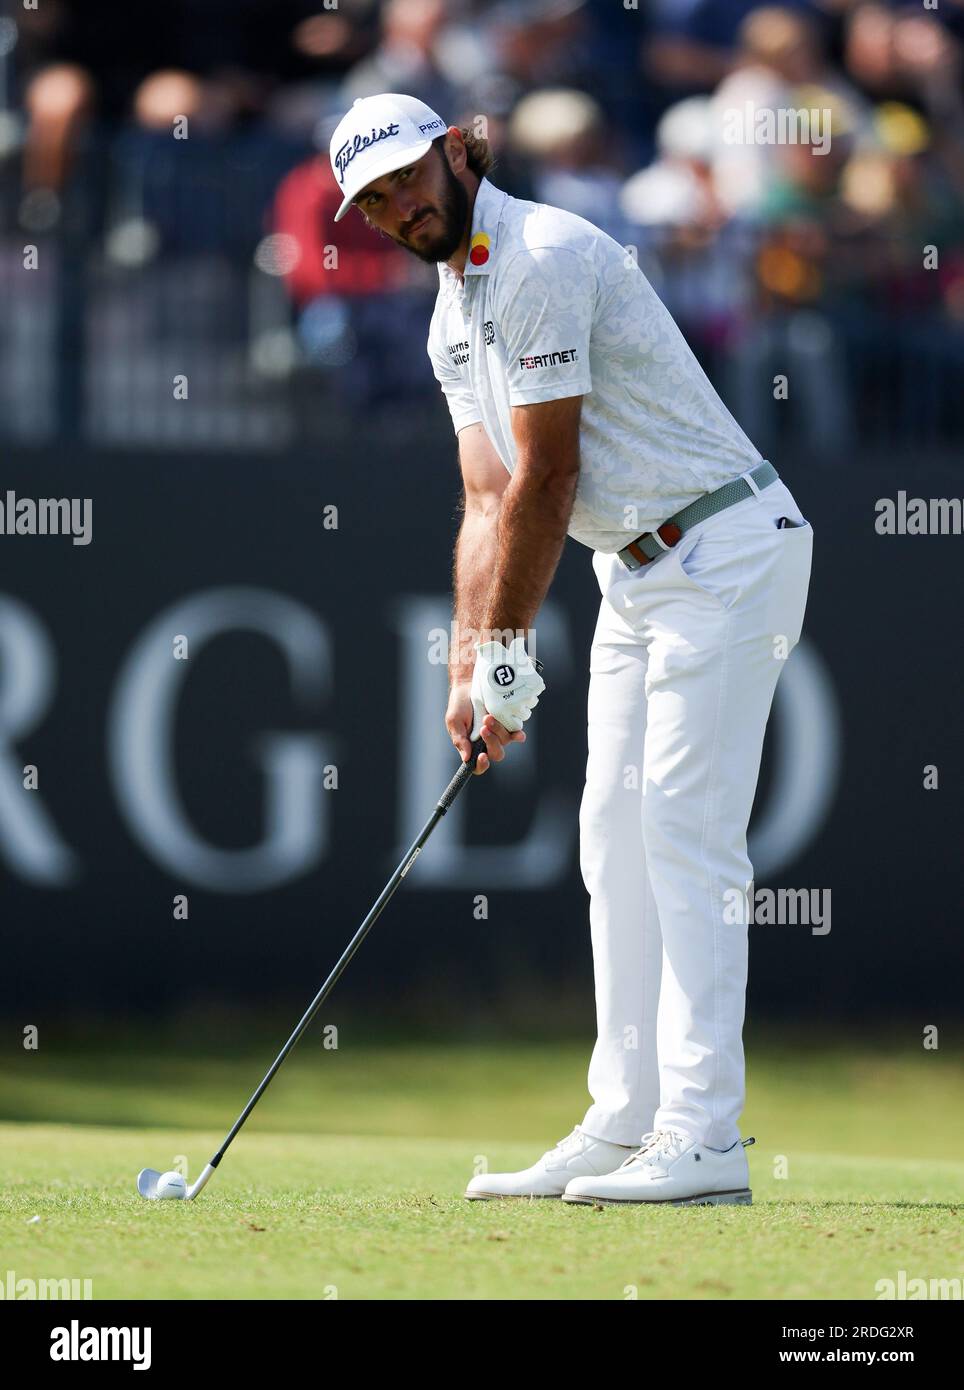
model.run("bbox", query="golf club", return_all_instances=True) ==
[137,733,490,1201]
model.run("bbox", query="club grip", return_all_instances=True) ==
[437,736,487,812]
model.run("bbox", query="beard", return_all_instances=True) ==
[392,155,469,264]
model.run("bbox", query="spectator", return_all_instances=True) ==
[273,149,412,306]
[340,0,461,114]
[621,97,750,374]
[710,6,869,217]
[506,88,635,245]
[272,127,436,407]
[20,64,95,197]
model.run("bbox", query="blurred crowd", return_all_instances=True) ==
[3,0,964,450]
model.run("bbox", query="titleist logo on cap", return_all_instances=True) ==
[333,122,401,183]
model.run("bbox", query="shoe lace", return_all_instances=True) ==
[546,1125,584,1162]
[621,1129,684,1169]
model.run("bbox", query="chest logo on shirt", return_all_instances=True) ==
[519,348,579,370]
[447,340,470,366]
[469,232,490,267]
[483,320,495,346]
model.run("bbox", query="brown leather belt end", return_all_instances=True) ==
[626,521,682,568]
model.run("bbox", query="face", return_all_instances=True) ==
[352,143,469,264]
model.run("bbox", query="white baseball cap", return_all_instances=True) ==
[329,94,450,222]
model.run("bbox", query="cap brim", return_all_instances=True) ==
[333,139,433,222]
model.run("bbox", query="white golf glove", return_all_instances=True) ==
[470,637,546,740]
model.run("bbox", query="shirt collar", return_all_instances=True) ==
[438,177,507,297]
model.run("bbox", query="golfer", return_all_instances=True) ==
[328,93,813,1206]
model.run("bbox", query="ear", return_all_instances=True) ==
[443,127,468,175]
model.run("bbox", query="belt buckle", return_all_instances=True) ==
[619,539,645,571]
[619,522,682,571]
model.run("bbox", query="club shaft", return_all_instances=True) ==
[204,738,486,1174]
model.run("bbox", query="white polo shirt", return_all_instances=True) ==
[427,177,763,553]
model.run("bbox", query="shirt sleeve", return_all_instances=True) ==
[492,245,594,406]
[427,331,482,436]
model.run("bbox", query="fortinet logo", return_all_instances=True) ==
[519,349,578,370]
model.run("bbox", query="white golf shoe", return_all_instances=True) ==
[562,1129,755,1206]
[464,1126,635,1200]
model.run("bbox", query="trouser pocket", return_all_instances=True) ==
[673,523,745,611]
[763,519,813,647]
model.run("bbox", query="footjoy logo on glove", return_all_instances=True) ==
[493,664,515,687]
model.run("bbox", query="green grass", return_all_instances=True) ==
[1,1032,962,1300]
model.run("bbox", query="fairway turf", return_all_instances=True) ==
[1,1034,962,1300]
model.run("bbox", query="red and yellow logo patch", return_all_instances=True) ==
[469,231,490,267]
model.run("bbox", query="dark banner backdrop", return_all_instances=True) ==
[1,438,960,1022]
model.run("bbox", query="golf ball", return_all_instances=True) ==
[154,1171,187,1200]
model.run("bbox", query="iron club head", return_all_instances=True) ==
[137,1168,188,1200]
[137,1168,161,1199]
[137,1163,215,1202]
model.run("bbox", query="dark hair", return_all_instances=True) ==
[432,127,495,180]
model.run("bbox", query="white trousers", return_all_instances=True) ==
[579,477,813,1150]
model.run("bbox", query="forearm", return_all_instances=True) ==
[450,506,499,686]
[481,458,579,636]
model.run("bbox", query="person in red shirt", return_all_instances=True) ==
[273,152,437,404]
